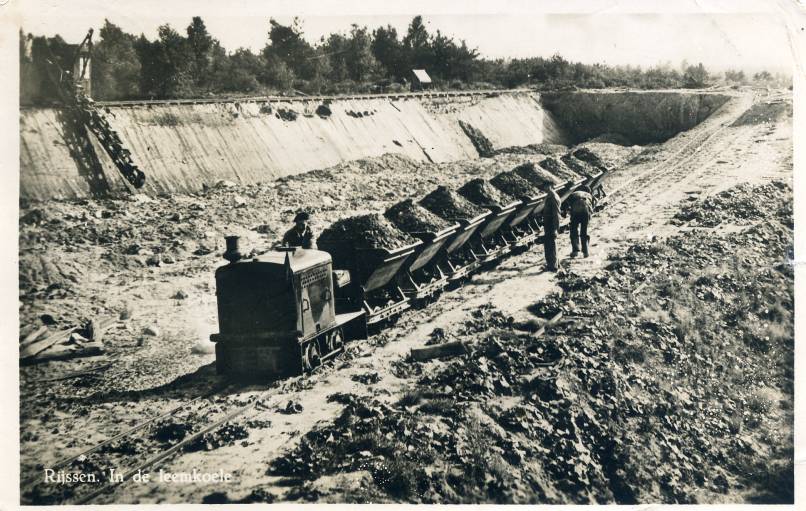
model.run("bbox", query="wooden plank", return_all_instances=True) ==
[20,325,48,349]
[410,341,467,362]
[20,328,73,360]
[532,311,564,338]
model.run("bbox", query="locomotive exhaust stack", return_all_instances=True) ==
[223,236,243,263]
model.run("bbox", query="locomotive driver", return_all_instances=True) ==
[281,212,316,249]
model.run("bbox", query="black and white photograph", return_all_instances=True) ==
[2,0,803,506]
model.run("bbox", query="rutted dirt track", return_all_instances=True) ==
[18,89,792,504]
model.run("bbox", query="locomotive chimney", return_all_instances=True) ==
[223,236,242,263]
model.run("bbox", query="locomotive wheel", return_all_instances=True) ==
[302,341,321,372]
[327,328,344,353]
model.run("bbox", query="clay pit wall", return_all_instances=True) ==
[19,90,731,201]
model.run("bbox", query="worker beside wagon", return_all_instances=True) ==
[562,185,596,258]
[281,212,316,249]
[541,182,562,272]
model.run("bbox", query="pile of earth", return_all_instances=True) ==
[458,120,494,157]
[458,179,518,209]
[571,147,609,171]
[560,154,597,178]
[419,186,488,221]
[512,162,563,189]
[491,143,568,157]
[671,181,791,228]
[490,171,542,199]
[384,199,455,234]
[269,181,794,504]
[731,99,793,127]
[318,214,418,250]
[538,157,581,182]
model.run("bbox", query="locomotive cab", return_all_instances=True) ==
[211,246,365,379]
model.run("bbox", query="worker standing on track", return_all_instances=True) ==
[281,212,316,249]
[541,182,561,272]
[562,185,595,258]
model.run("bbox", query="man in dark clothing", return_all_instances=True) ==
[281,212,316,249]
[562,185,595,257]
[541,182,562,272]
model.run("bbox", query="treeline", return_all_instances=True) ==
[20,15,791,102]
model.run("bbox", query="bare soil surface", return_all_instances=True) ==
[18,89,792,504]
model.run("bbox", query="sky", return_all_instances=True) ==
[10,0,803,74]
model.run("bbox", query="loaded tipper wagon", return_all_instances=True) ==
[383,199,459,302]
[317,214,422,326]
[419,186,491,281]
[458,179,521,262]
[489,170,545,248]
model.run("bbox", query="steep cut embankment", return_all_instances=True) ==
[19,91,567,201]
[19,90,733,201]
[541,91,731,145]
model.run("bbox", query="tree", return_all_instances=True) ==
[323,32,349,82]
[344,25,378,82]
[134,24,194,98]
[371,25,406,80]
[429,30,478,82]
[724,69,746,84]
[403,15,432,70]
[262,18,318,80]
[186,16,214,87]
[91,20,141,100]
[683,63,709,88]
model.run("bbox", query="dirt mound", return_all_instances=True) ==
[731,100,792,127]
[571,147,609,171]
[318,214,418,250]
[185,423,249,452]
[672,181,789,227]
[459,120,494,157]
[491,143,568,156]
[511,162,563,189]
[559,154,597,177]
[419,186,489,221]
[384,199,454,234]
[490,171,542,199]
[573,142,644,169]
[588,132,634,145]
[458,179,518,209]
[538,157,581,182]
[19,254,86,297]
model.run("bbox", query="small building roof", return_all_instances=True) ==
[412,69,432,84]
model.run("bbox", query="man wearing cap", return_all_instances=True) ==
[281,212,316,249]
[541,182,561,272]
[562,185,596,258]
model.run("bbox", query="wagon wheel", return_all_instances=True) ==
[302,341,321,372]
[328,328,344,352]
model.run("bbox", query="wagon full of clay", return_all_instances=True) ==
[457,179,521,262]
[418,186,492,281]
[317,214,422,326]
[383,199,460,302]
[490,170,547,248]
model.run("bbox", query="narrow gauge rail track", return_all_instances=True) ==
[19,89,523,110]
[20,383,231,490]
[21,382,260,504]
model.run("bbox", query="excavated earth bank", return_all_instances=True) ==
[20,90,730,200]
